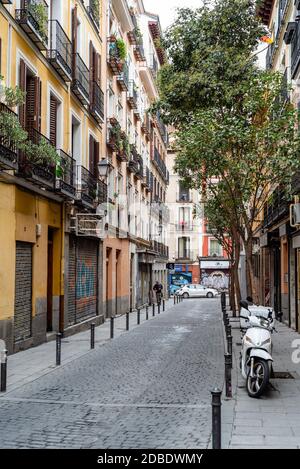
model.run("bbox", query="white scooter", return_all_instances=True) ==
[239,300,276,398]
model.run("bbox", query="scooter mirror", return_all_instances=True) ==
[239,300,250,311]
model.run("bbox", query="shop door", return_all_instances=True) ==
[76,239,98,322]
[14,242,32,343]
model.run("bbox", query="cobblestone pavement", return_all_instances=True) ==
[222,315,300,449]
[0,299,224,449]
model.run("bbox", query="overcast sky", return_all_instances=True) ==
[143,0,202,31]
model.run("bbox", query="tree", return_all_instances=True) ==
[156,0,300,301]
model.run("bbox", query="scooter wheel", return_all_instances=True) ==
[246,359,269,398]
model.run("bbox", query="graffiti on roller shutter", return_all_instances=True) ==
[76,259,96,300]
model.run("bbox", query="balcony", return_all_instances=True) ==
[76,166,97,209]
[152,241,169,259]
[116,132,130,162]
[127,80,138,110]
[98,179,108,205]
[149,53,158,78]
[176,222,193,232]
[128,145,140,173]
[141,113,151,138]
[15,0,48,51]
[87,0,100,31]
[47,20,72,82]
[135,154,144,180]
[0,103,19,171]
[18,127,55,189]
[71,53,90,106]
[134,39,145,62]
[291,19,300,78]
[177,192,192,203]
[156,111,168,145]
[153,147,169,184]
[107,119,121,151]
[175,250,195,261]
[266,41,276,70]
[107,38,123,75]
[128,13,140,45]
[117,61,129,91]
[263,188,290,229]
[55,150,76,199]
[90,81,104,123]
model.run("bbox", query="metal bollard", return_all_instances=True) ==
[221,291,226,310]
[225,354,232,398]
[158,303,161,315]
[90,323,95,349]
[152,303,155,317]
[226,324,232,339]
[174,295,176,305]
[126,312,129,331]
[163,299,165,312]
[0,349,8,393]
[137,308,141,325]
[227,335,233,357]
[56,333,62,366]
[110,317,114,339]
[146,306,149,321]
[211,388,222,449]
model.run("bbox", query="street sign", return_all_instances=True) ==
[167,263,175,270]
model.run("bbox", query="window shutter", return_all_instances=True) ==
[19,59,27,128]
[49,95,58,147]
[97,53,101,84]
[26,77,36,130]
[89,135,95,176]
[89,41,94,107]
[72,6,78,77]
[94,141,99,177]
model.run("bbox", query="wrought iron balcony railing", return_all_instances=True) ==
[15,0,48,51]
[87,0,100,31]
[0,103,19,171]
[76,165,97,209]
[153,147,168,183]
[127,80,139,110]
[19,127,56,189]
[90,81,104,123]
[128,12,140,45]
[291,19,300,78]
[98,179,108,204]
[128,144,140,173]
[71,53,90,105]
[156,111,168,145]
[117,61,129,91]
[176,222,194,232]
[149,53,158,78]
[55,150,76,199]
[47,20,72,82]
[152,241,169,259]
[134,38,145,62]
[141,113,151,138]
[107,119,121,151]
[107,38,123,75]
[263,188,289,229]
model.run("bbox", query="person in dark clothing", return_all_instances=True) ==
[153,281,163,305]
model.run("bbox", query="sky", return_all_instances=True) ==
[143,0,203,31]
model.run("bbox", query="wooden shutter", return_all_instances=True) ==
[89,135,95,175]
[49,95,58,147]
[72,6,78,77]
[37,78,42,132]
[96,53,101,84]
[19,59,27,128]
[89,41,94,107]
[94,141,99,177]
[26,77,36,130]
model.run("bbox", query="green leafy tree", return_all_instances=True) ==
[156,0,300,300]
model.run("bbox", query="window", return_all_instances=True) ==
[89,134,99,177]
[178,181,190,201]
[178,237,190,258]
[71,114,81,164]
[209,239,222,257]
[19,60,42,133]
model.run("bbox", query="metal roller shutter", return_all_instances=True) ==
[14,242,32,342]
[67,237,99,325]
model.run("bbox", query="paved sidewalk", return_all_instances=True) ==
[3,299,176,393]
[222,313,300,449]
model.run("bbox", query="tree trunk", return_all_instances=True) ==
[229,265,236,316]
[245,238,255,299]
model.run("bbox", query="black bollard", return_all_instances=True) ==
[211,388,222,449]
[137,308,141,325]
[221,291,226,310]
[126,312,129,331]
[227,335,233,357]
[91,323,95,349]
[225,354,232,398]
[152,303,155,317]
[163,299,165,312]
[0,349,7,393]
[56,333,62,366]
[110,317,114,339]
[146,306,149,321]
[158,303,160,315]
[226,324,232,339]
[174,295,176,305]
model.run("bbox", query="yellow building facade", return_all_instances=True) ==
[0,0,169,353]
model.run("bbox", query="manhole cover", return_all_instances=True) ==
[273,372,294,379]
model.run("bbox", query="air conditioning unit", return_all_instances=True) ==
[290,203,300,227]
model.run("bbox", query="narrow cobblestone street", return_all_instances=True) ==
[0,299,224,449]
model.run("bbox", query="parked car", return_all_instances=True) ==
[176,284,219,299]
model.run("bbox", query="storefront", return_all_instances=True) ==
[199,258,230,290]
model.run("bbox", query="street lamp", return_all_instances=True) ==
[98,158,112,179]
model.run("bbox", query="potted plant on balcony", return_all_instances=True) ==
[28,1,48,43]
[116,38,127,61]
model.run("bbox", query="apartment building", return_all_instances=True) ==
[166,145,229,293]
[256,0,300,331]
[0,0,169,353]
